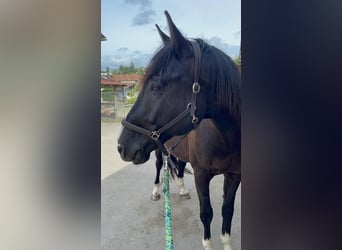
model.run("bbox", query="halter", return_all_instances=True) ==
[121,40,202,166]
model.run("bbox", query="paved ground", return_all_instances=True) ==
[101,121,241,250]
[101,121,128,179]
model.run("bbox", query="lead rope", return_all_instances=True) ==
[162,153,174,250]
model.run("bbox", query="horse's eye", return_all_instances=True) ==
[151,83,162,92]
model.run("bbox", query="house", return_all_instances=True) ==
[101,73,140,101]
[101,74,141,118]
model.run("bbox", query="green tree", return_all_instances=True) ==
[126,85,138,104]
[114,63,145,75]
[233,48,241,73]
[129,61,135,73]
[137,67,145,76]
[118,65,125,74]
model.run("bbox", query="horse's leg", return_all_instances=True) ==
[221,173,241,250]
[194,170,214,250]
[151,149,163,201]
[174,157,191,199]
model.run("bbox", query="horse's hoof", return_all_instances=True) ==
[151,193,161,201]
[180,193,191,199]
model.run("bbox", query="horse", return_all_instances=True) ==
[118,11,240,250]
[152,146,191,201]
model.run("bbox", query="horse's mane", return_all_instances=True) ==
[197,39,241,123]
[142,38,241,123]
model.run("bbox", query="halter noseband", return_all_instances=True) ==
[121,40,202,160]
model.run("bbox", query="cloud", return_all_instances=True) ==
[101,49,152,70]
[234,30,241,39]
[101,37,240,70]
[205,36,240,57]
[117,47,129,52]
[124,0,155,26]
[132,10,155,25]
[124,0,152,7]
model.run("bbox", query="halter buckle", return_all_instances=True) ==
[151,131,160,140]
[192,82,200,93]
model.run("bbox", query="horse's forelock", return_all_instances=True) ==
[141,43,174,87]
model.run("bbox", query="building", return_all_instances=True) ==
[101,73,140,100]
[101,74,141,118]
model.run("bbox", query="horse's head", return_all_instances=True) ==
[118,11,209,164]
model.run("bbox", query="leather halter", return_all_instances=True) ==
[121,40,202,163]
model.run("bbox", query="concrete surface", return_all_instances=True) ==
[101,121,241,250]
[101,121,127,180]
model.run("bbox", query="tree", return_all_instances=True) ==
[233,47,241,73]
[115,63,144,75]
[118,65,125,74]
[126,85,138,104]
[129,61,135,73]
[238,46,241,72]
[137,67,145,76]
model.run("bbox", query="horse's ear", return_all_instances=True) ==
[164,10,191,56]
[155,24,170,44]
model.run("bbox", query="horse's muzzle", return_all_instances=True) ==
[117,143,151,164]
[117,144,123,155]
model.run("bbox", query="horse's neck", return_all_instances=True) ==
[209,108,240,148]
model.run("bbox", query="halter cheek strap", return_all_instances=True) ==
[189,40,202,126]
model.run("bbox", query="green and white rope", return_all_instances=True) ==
[162,154,174,250]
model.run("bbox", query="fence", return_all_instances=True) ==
[101,91,133,120]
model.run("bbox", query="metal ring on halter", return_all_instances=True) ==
[192,82,200,93]
[187,103,192,109]
[192,117,198,123]
[151,131,160,140]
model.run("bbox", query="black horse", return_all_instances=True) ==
[118,11,240,250]
[151,147,190,201]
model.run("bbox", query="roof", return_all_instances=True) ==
[101,74,141,87]
[101,79,135,88]
[111,74,141,81]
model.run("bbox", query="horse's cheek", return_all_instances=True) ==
[147,98,162,124]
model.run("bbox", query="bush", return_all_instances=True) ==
[126,85,138,104]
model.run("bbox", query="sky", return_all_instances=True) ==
[101,0,241,69]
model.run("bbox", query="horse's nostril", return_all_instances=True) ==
[117,144,123,154]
